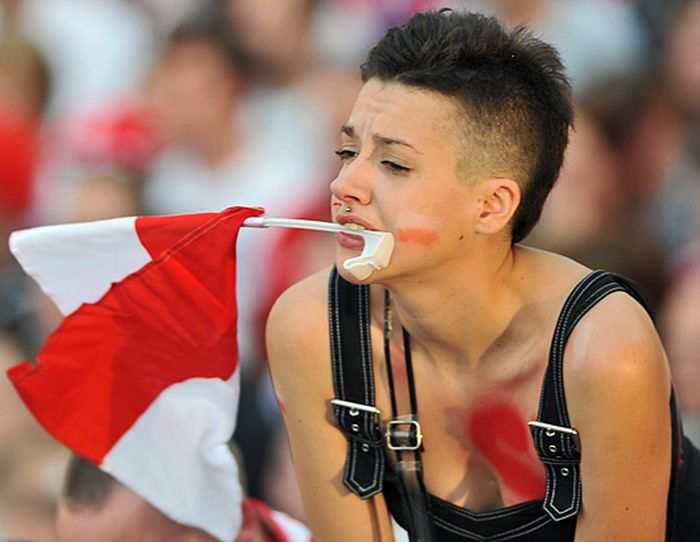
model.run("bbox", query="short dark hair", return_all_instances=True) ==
[361,10,574,243]
[62,454,116,511]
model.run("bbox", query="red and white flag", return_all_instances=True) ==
[7,206,270,541]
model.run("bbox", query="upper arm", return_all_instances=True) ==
[265,270,394,542]
[565,293,672,542]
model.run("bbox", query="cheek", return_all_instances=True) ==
[396,227,439,246]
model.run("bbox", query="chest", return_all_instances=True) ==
[368,323,551,510]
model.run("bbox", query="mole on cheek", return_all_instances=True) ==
[397,228,438,246]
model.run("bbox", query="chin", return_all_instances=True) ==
[333,255,380,285]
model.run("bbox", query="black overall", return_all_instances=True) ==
[328,268,700,541]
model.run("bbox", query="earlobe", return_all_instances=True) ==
[474,178,521,235]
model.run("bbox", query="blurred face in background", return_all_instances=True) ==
[226,0,313,82]
[664,0,700,116]
[661,265,700,415]
[56,486,282,542]
[144,37,241,147]
[56,482,224,542]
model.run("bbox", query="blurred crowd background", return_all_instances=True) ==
[0,0,699,540]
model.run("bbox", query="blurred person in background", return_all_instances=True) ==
[44,100,161,224]
[224,0,440,152]
[527,108,626,255]
[0,0,50,118]
[0,12,67,541]
[640,0,700,263]
[652,0,700,448]
[588,0,700,405]
[0,8,166,539]
[0,0,49,350]
[465,0,648,97]
[55,454,311,542]
[0,337,67,542]
[2,0,160,232]
[0,100,42,347]
[2,0,155,120]
[526,104,667,305]
[572,0,700,270]
[661,249,700,445]
[142,0,329,221]
[225,0,316,87]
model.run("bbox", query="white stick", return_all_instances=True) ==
[243,217,346,234]
[242,216,395,280]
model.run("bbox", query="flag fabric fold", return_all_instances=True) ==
[7,206,263,542]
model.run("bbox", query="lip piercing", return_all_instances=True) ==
[344,205,352,213]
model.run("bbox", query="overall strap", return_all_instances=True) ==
[530,270,649,521]
[328,267,384,498]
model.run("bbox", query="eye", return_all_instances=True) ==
[335,148,357,162]
[381,160,410,174]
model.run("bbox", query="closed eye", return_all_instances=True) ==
[335,149,357,161]
[381,160,410,174]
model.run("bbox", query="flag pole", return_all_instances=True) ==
[242,217,395,280]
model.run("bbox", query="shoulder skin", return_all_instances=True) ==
[564,291,672,542]
[266,267,395,542]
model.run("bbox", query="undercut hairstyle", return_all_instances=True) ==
[62,453,117,511]
[361,10,574,243]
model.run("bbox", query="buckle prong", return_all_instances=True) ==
[330,399,380,415]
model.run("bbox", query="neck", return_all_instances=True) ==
[384,240,526,370]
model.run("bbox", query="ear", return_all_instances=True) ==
[474,178,521,235]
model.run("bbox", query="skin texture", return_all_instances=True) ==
[267,80,672,542]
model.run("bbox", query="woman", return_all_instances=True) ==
[266,10,700,542]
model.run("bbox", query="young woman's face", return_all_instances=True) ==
[330,79,483,282]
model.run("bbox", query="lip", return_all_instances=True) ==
[333,214,376,251]
[335,214,376,231]
[336,231,364,251]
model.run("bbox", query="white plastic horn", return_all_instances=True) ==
[242,217,395,280]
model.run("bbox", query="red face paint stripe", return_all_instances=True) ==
[396,228,438,246]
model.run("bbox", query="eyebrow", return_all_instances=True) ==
[341,124,422,154]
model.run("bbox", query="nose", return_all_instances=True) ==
[330,157,373,207]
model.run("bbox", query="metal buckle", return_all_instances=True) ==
[528,421,580,450]
[386,419,423,451]
[330,399,381,417]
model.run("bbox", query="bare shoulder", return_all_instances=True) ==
[265,267,396,540]
[265,265,333,396]
[266,265,331,345]
[517,245,671,417]
[565,289,670,402]
[560,280,673,540]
